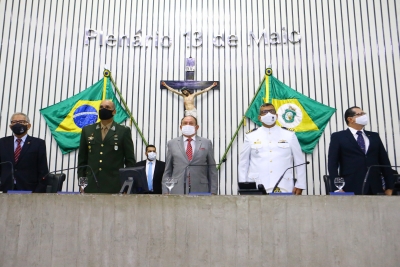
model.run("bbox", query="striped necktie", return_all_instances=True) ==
[14,139,22,163]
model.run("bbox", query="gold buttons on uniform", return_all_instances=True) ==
[99,160,102,163]
[100,152,103,154]
[101,144,104,147]
[270,171,272,173]
[270,160,272,162]
[99,168,102,171]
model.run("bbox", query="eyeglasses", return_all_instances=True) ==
[10,120,28,125]
[259,109,276,115]
[352,112,367,117]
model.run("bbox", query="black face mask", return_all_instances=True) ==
[11,123,28,135]
[99,108,114,120]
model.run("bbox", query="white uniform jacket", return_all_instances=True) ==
[238,125,306,192]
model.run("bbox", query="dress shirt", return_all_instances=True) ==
[348,127,370,152]
[183,136,196,155]
[14,134,28,151]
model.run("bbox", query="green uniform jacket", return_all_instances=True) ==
[78,121,136,193]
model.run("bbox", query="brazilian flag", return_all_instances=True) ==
[246,68,336,154]
[40,74,128,154]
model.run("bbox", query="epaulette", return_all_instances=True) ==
[281,126,294,131]
[246,127,258,134]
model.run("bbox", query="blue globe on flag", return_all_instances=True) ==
[73,105,98,128]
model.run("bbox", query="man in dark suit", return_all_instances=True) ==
[162,116,218,194]
[0,112,49,192]
[328,106,394,195]
[78,100,136,193]
[134,145,165,194]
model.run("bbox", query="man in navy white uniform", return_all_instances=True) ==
[238,103,306,194]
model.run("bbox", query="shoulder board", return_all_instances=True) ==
[281,126,294,132]
[246,128,258,134]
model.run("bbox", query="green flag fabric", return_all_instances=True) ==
[40,77,128,154]
[245,72,336,154]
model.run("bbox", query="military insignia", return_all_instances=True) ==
[110,126,116,131]
[254,139,262,144]
[114,134,118,141]
[88,136,94,141]
[278,140,288,143]
[27,142,30,144]
[96,124,100,129]
[246,127,258,134]
[114,145,118,151]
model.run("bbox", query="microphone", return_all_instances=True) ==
[42,165,99,188]
[271,161,310,194]
[183,161,224,195]
[257,184,267,195]
[0,161,15,190]
[361,165,399,195]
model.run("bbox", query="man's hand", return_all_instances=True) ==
[292,187,303,195]
[161,81,166,86]
[384,189,392,196]
[212,82,217,86]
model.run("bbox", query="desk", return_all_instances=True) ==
[0,194,398,266]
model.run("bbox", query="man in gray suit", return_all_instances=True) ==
[162,116,218,194]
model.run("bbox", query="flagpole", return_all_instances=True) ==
[217,70,267,170]
[105,69,148,147]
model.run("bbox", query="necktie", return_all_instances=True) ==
[14,139,22,163]
[147,162,153,191]
[186,138,193,161]
[102,126,108,140]
[356,131,366,154]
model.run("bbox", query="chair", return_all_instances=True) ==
[323,175,332,195]
[46,173,66,193]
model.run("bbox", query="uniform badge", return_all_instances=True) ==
[278,140,288,143]
[254,139,262,144]
[111,126,116,131]
[114,134,118,141]
[88,136,94,141]
[114,144,118,150]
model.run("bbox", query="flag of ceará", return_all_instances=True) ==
[40,72,128,154]
[245,68,336,154]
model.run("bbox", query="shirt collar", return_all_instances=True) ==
[14,134,28,142]
[184,135,196,141]
[101,121,113,130]
[348,127,364,135]
[261,124,279,132]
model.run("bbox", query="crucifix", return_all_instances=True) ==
[160,57,219,118]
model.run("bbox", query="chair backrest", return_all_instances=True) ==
[46,173,66,193]
[323,175,332,195]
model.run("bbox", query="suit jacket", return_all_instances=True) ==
[328,129,394,195]
[78,121,136,193]
[0,135,49,192]
[162,135,218,194]
[134,160,165,194]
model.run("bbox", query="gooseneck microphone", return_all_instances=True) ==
[183,159,226,194]
[0,161,15,190]
[42,165,99,188]
[362,165,399,195]
[271,161,310,193]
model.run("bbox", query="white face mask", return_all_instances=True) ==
[260,113,277,126]
[147,152,157,161]
[355,114,368,126]
[181,125,196,136]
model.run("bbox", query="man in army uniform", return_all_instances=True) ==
[78,100,136,193]
[238,103,306,194]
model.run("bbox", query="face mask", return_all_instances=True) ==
[147,152,157,161]
[260,113,277,126]
[355,114,368,126]
[99,108,114,120]
[11,123,28,135]
[181,125,196,136]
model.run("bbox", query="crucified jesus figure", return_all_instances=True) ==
[161,81,218,117]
